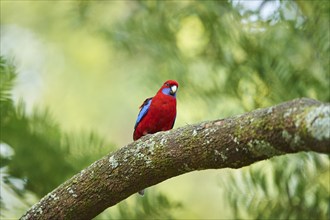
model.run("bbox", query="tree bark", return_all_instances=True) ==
[21,98,330,220]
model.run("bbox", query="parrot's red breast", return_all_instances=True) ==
[133,80,178,141]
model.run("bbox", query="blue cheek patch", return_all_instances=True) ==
[134,98,152,129]
[162,88,176,97]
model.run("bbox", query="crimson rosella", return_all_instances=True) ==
[133,80,179,195]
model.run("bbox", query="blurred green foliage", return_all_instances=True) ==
[220,153,329,219]
[1,0,329,219]
[102,0,329,112]
[0,57,114,196]
[98,190,182,220]
[0,56,115,214]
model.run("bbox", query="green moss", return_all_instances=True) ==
[182,163,193,171]
[282,130,291,141]
[234,114,264,140]
[247,140,283,157]
[283,107,298,118]
[281,130,304,150]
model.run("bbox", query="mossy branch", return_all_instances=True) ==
[21,98,330,220]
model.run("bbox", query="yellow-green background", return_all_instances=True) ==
[1,1,329,219]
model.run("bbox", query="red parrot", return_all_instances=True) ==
[133,80,179,141]
[133,80,178,196]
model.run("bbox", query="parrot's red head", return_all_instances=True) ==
[159,80,179,97]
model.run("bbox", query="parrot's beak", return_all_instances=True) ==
[170,85,177,95]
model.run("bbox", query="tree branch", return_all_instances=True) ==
[21,98,330,220]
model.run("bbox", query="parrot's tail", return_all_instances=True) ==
[138,189,145,196]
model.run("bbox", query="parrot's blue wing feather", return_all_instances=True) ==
[134,98,152,129]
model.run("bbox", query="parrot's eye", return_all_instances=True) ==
[165,83,170,87]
